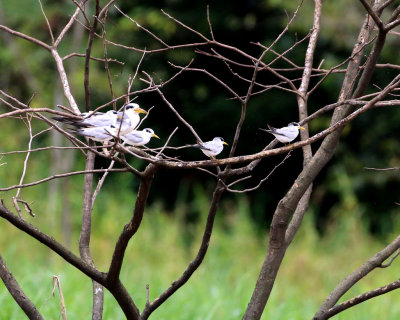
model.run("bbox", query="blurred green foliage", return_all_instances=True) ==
[1,200,400,318]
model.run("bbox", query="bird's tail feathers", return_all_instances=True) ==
[186,143,212,151]
[52,116,73,123]
[52,116,83,124]
[259,124,276,133]
[67,127,83,135]
[267,124,276,131]
[197,145,212,151]
[186,143,201,149]
[67,121,92,128]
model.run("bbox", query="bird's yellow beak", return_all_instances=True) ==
[223,141,229,145]
[135,108,148,114]
[299,126,305,130]
[152,133,160,139]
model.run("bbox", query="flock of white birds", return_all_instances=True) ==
[54,103,305,159]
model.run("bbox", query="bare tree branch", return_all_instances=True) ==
[285,0,322,249]
[37,0,54,45]
[141,180,225,319]
[314,233,400,319]
[359,0,384,30]
[0,202,141,320]
[243,1,386,317]
[0,202,105,283]
[55,1,83,48]
[13,114,34,218]
[107,164,157,285]
[0,24,51,50]
[154,84,203,143]
[320,279,400,319]
[0,254,44,320]
[226,151,292,193]
[0,168,128,192]
[78,2,105,317]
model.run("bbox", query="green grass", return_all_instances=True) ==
[1,200,400,319]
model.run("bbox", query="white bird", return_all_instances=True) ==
[260,122,305,143]
[121,128,160,147]
[54,103,147,134]
[194,137,228,158]
[81,110,118,126]
[69,125,118,142]
[54,110,119,127]
[117,103,148,133]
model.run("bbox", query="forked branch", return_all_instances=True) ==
[314,234,400,320]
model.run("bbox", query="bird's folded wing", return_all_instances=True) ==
[124,132,143,143]
[273,129,288,137]
[198,144,213,151]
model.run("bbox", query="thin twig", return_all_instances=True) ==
[62,52,124,65]
[359,0,384,30]
[91,158,118,210]
[37,0,54,45]
[55,2,82,48]
[153,80,203,143]
[156,127,178,157]
[52,276,67,320]
[227,151,292,193]
[115,6,169,47]
[364,166,399,171]
[13,114,34,217]
[320,279,400,319]
[206,5,215,41]
[0,24,51,51]
[380,249,400,268]
[0,168,129,192]
[141,181,225,319]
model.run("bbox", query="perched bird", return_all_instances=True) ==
[81,110,119,126]
[194,137,228,159]
[121,128,160,147]
[54,103,147,134]
[54,110,119,127]
[117,103,148,132]
[69,125,118,142]
[259,122,305,143]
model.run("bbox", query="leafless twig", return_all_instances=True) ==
[0,168,129,192]
[226,151,292,193]
[52,276,67,320]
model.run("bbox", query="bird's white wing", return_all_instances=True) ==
[82,113,117,127]
[199,141,216,151]
[74,126,114,141]
[123,131,144,144]
[92,126,112,136]
[273,127,290,136]
[81,111,104,118]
